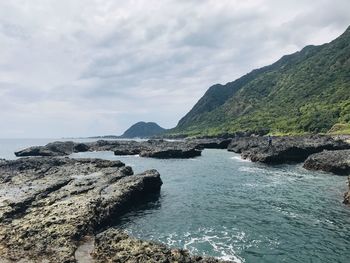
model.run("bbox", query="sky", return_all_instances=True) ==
[0,0,349,138]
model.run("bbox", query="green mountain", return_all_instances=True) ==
[171,26,350,137]
[120,121,166,138]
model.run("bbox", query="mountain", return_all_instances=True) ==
[120,122,166,138]
[171,26,350,137]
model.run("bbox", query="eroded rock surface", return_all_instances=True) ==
[303,149,350,175]
[0,157,162,262]
[228,135,350,164]
[92,228,230,263]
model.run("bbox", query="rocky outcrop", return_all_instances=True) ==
[228,135,350,164]
[0,157,230,262]
[0,157,162,262]
[15,139,232,159]
[139,148,201,158]
[14,141,76,157]
[303,149,350,175]
[92,228,229,263]
[190,139,232,149]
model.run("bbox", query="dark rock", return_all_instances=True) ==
[114,149,141,155]
[73,143,90,152]
[15,140,206,159]
[15,138,232,159]
[303,149,350,175]
[228,135,350,164]
[190,139,232,149]
[140,148,201,159]
[0,157,162,262]
[15,141,75,157]
[227,136,265,153]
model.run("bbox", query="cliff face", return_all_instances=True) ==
[172,26,350,137]
[121,121,166,138]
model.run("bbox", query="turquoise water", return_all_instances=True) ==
[1,140,350,262]
[71,149,350,263]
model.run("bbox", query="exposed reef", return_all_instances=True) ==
[303,149,350,175]
[14,139,231,159]
[228,135,350,164]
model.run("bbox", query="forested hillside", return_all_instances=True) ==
[171,26,350,137]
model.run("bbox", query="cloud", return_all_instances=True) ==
[0,0,349,137]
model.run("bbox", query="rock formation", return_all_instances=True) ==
[228,135,350,164]
[14,139,233,159]
[303,149,350,175]
[0,157,230,262]
[0,157,162,262]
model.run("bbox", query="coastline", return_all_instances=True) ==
[0,134,349,262]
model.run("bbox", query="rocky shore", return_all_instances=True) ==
[93,229,227,263]
[228,135,350,164]
[16,136,348,164]
[0,157,229,262]
[14,139,220,159]
[303,149,350,175]
[302,149,350,204]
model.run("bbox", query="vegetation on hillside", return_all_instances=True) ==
[170,26,350,137]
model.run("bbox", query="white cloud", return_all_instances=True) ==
[0,0,349,137]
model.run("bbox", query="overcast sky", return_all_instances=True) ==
[0,0,349,138]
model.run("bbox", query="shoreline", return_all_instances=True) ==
[0,157,229,262]
[1,135,349,262]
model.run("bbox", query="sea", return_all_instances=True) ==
[1,138,350,263]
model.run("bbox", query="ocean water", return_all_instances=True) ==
[1,139,350,262]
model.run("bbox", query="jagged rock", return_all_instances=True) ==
[14,141,76,157]
[14,138,234,159]
[303,149,350,175]
[227,136,266,153]
[190,139,232,149]
[139,148,201,158]
[0,157,162,262]
[92,228,231,263]
[73,143,90,152]
[16,139,231,159]
[228,135,350,164]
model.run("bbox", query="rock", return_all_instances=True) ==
[189,139,232,149]
[303,149,350,175]
[228,135,350,164]
[15,141,76,157]
[15,140,204,159]
[73,143,90,152]
[227,137,265,153]
[0,157,162,262]
[139,148,201,158]
[92,228,231,263]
